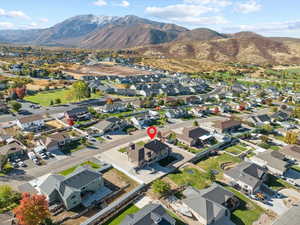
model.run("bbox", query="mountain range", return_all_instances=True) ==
[1,14,300,64]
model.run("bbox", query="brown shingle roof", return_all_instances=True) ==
[214,119,241,130]
[18,114,44,124]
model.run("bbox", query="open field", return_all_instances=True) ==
[24,88,102,106]
[63,63,152,79]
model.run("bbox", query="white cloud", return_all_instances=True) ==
[93,0,107,7]
[0,8,30,19]
[146,4,217,19]
[184,0,232,7]
[146,3,229,26]
[39,18,49,23]
[171,15,229,25]
[223,20,300,33]
[0,22,15,29]
[119,1,130,7]
[236,0,262,14]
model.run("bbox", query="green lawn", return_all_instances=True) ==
[119,141,145,153]
[61,140,84,154]
[226,186,265,225]
[197,153,242,179]
[24,89,102,106]
[225,144,248,155]
[59,161,101,176]
[292,165,300,173]
[266,174,296,191]
[168,167,211,190]
[103,204,140,225]
[176,142,204,154]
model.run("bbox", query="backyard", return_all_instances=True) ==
[103,204,140,225]
[197,153,242,179]
[24,88,102,106]
[58,161,101,176]
[226,186,265,225]
[168,167,212,190]
[224,144,249,155]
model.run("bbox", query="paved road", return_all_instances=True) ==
[0,116,223,189]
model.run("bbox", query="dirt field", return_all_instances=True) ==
[26,80,69,91]
[63,63,152,79]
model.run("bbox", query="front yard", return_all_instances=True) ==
[265,174,296,191]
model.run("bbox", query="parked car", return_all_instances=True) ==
[18,161,26,167]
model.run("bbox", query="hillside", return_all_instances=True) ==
[133,34,300,65]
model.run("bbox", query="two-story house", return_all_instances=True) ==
[127,140,171,168]
[17,114,45,131]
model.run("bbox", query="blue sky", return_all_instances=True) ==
[0,0,299,37]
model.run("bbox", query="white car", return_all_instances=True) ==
[18,161,26,167]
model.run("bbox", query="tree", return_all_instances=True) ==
[284,131,298,144]
[49,100,54,106]
[193,120,199,127]
[152,180,171,196]
[106,98,113,104]
[13,193,50,225]
[68,81,90,101]
[55,98,61,104]
[0,185,21,210]
[10,101,22,112]
[208,169,216,182]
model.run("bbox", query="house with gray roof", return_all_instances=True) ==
[120,203,176,225]
[176,127,215,147]
[127,139,171,168]
[39,166,111,210]
[249,151,289,176]
[249,114,271,126]
[91,117,128,136]
[182,183,238,225]
[224,162,268,194]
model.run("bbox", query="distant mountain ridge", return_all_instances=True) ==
[1,14,300,64]
[0,15,188,49]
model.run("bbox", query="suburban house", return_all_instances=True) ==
[182,183,238,225]
[249,151,289,176]
[17,114,45,131]
[0,128,10,144]
[64,107,90,121]
[224,162,268,194]
[130,113,157,129]
[102,102,127,113]
[91,117,127,135]
[271,110,291,122]
[165,108,188,119]
[191,107,210,118]
[39,132,71,152]
[213,119,242,134]
[0,141,26,160]
[281,145,300,162]
[120,203,176,225]
[127,139,171,168]
[176,127,215,147]
[39,166,111,210]
[249,114,271,126]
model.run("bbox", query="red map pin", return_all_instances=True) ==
[147,126,158,140]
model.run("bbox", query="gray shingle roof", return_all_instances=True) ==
[121,204,176,225]
[224,162,265,188]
